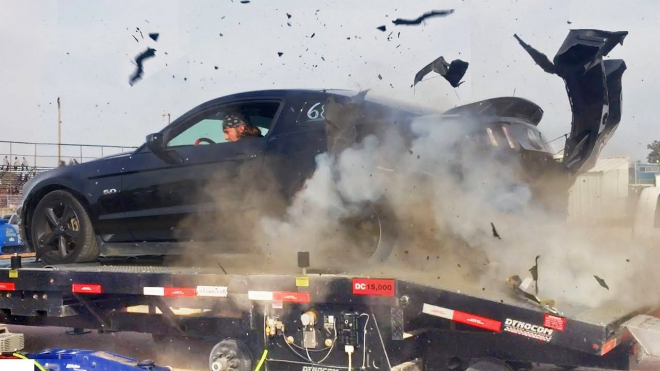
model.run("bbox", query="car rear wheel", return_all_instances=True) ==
[31,190,99,265]
[340,202,398,264]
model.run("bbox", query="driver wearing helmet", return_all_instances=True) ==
[222,111,263,142]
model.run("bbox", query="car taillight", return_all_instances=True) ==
[526,128,544,150]
[486,128,499,147]
[502,126,516,149]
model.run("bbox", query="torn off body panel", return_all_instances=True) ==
[414,56,469,88]
[515,29,628,175]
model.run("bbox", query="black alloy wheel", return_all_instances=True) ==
[31,190,99,265]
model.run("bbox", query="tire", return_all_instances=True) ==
[367,202,398,263]
[30,190,99,265]
[338,201,398,264]
[209,339,252,371]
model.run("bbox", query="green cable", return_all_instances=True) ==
[12,352,48,371]
[253,349,268,371]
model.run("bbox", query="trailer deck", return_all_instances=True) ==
[0,256,657,371]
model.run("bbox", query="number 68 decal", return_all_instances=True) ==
[306,102,326,121]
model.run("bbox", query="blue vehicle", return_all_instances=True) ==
[0,218,25,254]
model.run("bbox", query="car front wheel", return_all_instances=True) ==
[30,190,99,265]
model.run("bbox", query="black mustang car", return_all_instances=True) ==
[18,29,627,264]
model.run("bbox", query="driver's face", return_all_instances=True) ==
[223,126,243,142]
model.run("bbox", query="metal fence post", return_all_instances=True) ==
[34,143,37,170]
[80,146,83,164]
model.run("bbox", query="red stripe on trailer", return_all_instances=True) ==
[452,310,502,332]
[423,303,501,332]
[164,287,196,297]
[273,292,310,303]
[0,283,15,291]
[72,284,102,294]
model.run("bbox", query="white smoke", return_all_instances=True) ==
[258,108,660,309]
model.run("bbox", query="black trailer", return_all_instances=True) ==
[0,256,658,371]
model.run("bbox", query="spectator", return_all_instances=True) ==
[12,157,19,171]
[21,157,28,171]
[58,160,66,167]
[2,156,8,171]
[73,158,79,165]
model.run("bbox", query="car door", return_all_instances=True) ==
[121,99,282,245]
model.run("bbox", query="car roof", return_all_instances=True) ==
[193,89,438,115]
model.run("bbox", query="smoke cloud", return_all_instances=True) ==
[256,99,660,309]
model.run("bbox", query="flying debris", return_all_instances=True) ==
[594,275,610,290]
[529,255,540,295]
[278,52,284,57]
[286,13,292,19]
[513,34,555,73]
[129,47,156,86]
[414,56,469,88]
[132,35,139,43]
[506,275,559,314]
[377,25,387,32]
[490,222,501,240]
[392,10,454,26]
[148,33,159,41]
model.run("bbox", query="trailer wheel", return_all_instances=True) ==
[31,190,99,265]
[466,358,513,371]
[209,339,252,371]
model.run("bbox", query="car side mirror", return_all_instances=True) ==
[146,133,182,164]
[146,133,164,152]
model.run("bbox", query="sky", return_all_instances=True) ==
[1,0,659,165]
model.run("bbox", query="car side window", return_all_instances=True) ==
[166,101,281,148]
[168,118,225,147]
